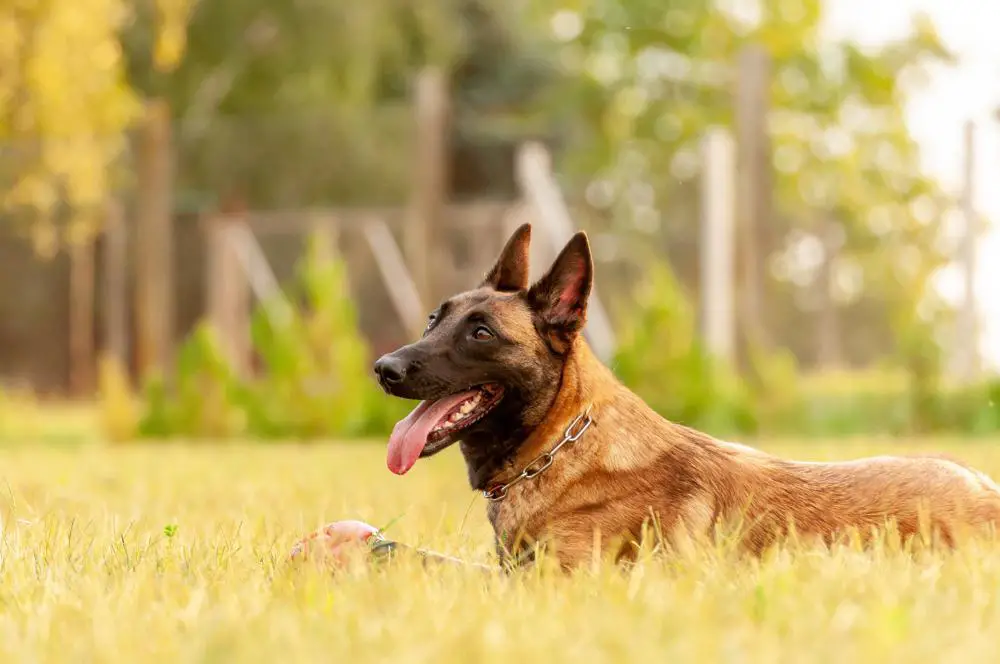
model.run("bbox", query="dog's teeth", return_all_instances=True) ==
[450,412,463,422]
[460,401,474,414]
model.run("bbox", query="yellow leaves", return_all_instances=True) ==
[0,0,195,254]
[909,11,955,63]
[754,23,805,61]
[0,0,142,254]
[154,26,185,73]
[701,12,736,59]
[409,2,463,69]
[0,15,24,117]
[98,353,140,443]
[752,0,822,61]
[154,0,194,73]
[8,145,117,258]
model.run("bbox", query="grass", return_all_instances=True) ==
[3,436,1000,663]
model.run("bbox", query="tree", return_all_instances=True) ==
[0,0,136,255]
[119,0,475,208]
[519,0,957,371]
[117,0,566,207]
[0,0,193,256]
[110,0,962,376]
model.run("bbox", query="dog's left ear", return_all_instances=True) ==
[481,223,532,292]
[526,231,593,354]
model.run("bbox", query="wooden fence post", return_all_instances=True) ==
[515,142,617,364]
[205,212,251,378]
[69,235,96,395]
[102,199,128,366]
[956,119,980,381]
[734,45,773,376]
[405,68,450,305]
[700,127,736,364]
[134,98,175,377]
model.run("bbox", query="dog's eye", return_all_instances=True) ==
[425,313,437,331]
[471,326,494,342]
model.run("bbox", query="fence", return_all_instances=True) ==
[0,48,987,397]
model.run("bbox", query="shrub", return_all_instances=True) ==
[132,232,410,441]
[97,354,140,442]
[608,259,1000,439]
[611,261,757,436]
[137,323,244,439]
[114,241,1000,443]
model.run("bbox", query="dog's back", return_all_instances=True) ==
[371,222,1000,570]
[710,443,1000,553]
[489,345,1000,565]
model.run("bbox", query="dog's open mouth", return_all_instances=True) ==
[386,383,504,475]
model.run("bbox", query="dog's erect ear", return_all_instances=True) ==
[526,231,593,354]
[481,223,532,292]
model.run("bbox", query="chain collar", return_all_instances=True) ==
[482,405,594,502]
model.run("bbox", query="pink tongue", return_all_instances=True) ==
[386,390,480,475]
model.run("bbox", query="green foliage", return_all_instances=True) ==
[760,374,1000,439]
[530,0,959,380]
[611,259,1000,439]
[136,324,244,438]
[120,0,480,208]
[134,232,411,441]
[118,0,971,408]
[122,241,999,443]
[86,0,996,443]
[921,380,1000,437]
[237,236,376,438]
[612,261,757,436]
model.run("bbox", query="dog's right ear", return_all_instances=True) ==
[481,223,532,292]
[526,231,593,355]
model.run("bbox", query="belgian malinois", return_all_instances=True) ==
[341,223,1000,570]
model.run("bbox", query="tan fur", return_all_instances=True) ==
[377,223,1000,571]
[486,341,1000,568]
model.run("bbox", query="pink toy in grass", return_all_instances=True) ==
[288,519,383,565]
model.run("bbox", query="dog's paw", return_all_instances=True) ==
[288,519,383,566]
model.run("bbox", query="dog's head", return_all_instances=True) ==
[373,223,593,477]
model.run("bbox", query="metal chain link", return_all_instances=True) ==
[483,405,593,502]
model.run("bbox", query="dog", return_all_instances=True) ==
[295,223,1000,571]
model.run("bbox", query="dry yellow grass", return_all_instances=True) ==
[3,437,1000,663]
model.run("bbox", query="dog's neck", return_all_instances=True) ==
[459,339,619,491]
[509,341,614,466]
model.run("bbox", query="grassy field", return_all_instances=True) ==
[3,436,1000,663]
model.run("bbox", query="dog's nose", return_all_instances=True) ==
[374,355,407,385]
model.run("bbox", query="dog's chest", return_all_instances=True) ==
[485,482,559,557]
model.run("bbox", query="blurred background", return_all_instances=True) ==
[0,0,998,443]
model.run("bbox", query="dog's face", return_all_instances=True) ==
[373,224,593,479]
